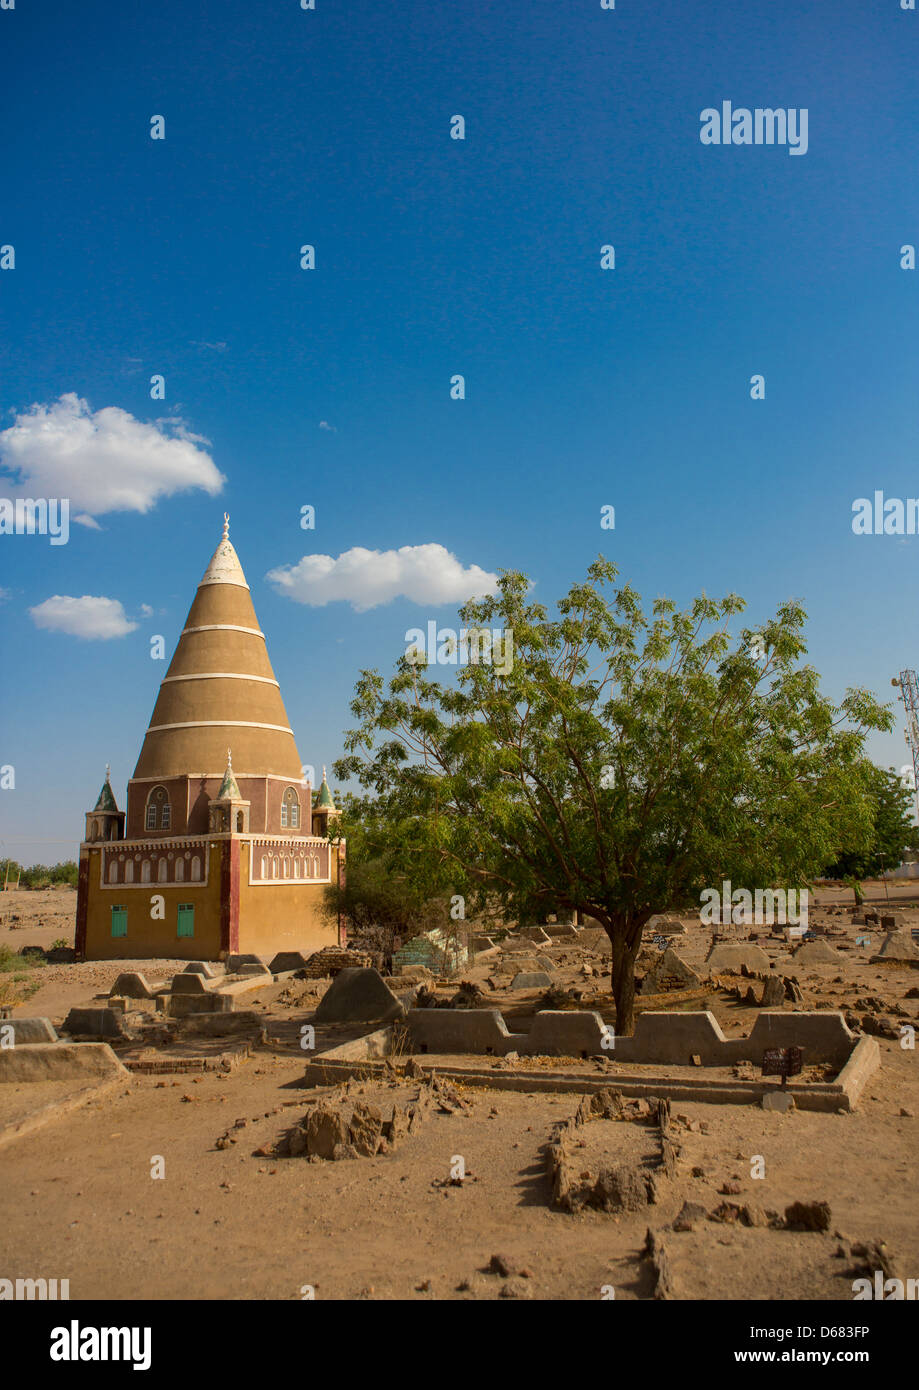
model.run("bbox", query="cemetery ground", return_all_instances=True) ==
[2,884,919,1301]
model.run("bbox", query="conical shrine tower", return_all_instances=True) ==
[75,517,345,962]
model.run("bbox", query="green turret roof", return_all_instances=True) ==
[93,769,119,814]
[315,767,335,810]
[215,750,242,802]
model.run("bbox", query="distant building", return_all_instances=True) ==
[75,516,345,960]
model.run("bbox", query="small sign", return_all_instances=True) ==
[855,935,870,947]
[761,1045,803,1086]
[652,934,668,950]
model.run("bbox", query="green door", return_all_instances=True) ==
[111,906,127,938]
[177,903,195,938]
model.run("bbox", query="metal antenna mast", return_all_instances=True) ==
[892,670,919,819]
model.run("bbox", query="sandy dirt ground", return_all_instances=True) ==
[2,884,918,1301]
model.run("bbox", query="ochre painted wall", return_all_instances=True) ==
[235,841,341,959]
[80,843,224,961]
[80,837,344,962]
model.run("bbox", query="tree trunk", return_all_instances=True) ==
[610,932,637,1036]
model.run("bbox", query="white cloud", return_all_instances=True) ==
[0,393,224,522]
[318,420,336,432]
[139,603,154,618]
[266,543,499,612]
[29,595,139,640]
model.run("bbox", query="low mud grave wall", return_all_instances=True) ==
[305,1010,879,1111]
[546,1090,677,1213]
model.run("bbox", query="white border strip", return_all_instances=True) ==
[98,842,212,891]
[248,838,331,887]
[182,624,265,638]
[145,720,294,734]
[161,673,280,687]
[128,773,309,784]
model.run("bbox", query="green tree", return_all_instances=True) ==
[17,861,78,889]
[823,764,915,898]
[336,560,891,1033]
[321,804,451,959]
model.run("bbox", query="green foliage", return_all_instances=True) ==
[5,860,79,890]
[823,764,915,882]
[0,945,45,973]
[336,560,892,1030]
[323,801,450,954]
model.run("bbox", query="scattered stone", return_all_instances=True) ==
[348,1103,383,1157]
[590,1163,649,1213]
[709,1202,743,1224]
[287,1128,308,1157]
[762,1091,796,1114]
[860,1014,900,1041]
[761,975,786,1007]
[785,1200,832,1232]
[305,1105,350,1160]
[331,1142,361,1161]
[499,1278,532,1299]
[673,1201,708,1232]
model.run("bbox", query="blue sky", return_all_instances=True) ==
[1,0,918,865]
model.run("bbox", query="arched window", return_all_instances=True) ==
[125,860,134,883]
[141,860,151,883]
[272,856,280,878]
[146,786,171,831]
[191,856,201,882]
[261,856,268,878]
[281,787,300,829]
[108,860,118,884]
[236,811,244,833]
[158,858,168,883]
[283,857,290,878]
[175,858,184,882]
